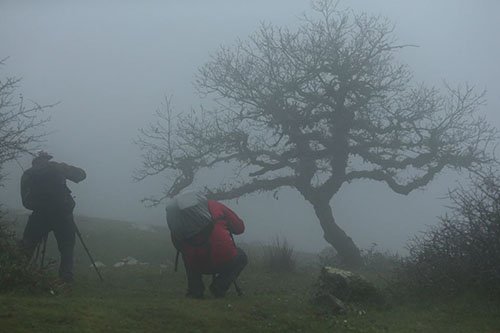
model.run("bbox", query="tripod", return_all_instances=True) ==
[30,221,103,282]
[31,233,49,268]
[73,221,103,282]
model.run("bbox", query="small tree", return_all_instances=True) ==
[137,1,496,267]
[0,57,49,183]
[0,58,50,291]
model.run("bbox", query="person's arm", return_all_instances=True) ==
[54,162,86,183]
[221,203,245,235]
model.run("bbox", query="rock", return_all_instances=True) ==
[311,266,381,314]
[115,256,139,265]
[313,293,347,314]
[112,256,147,267]
[126,258,139,265]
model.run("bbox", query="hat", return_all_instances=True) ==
[32,150,53,165]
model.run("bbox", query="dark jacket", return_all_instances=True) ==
[176,200,245,273]
[21,160,86,212]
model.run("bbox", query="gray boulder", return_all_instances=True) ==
[312,266,382,314]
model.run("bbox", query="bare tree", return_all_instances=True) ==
[0,58,50,185]
[136,1,497,267]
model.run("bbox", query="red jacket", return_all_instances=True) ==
[178,200,245,273]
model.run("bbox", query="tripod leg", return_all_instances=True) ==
[40,233,48,268]
[234,280,243,296]
[73,221,103,282]
[174,250,180,272]
[31,241,41,266]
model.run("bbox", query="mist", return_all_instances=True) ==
[1,0,499,254]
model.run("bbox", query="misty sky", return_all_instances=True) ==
[1,0,499,253]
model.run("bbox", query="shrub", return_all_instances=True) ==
[0,211,51,292]
[263,236,296,273]
[398,173,500,296]
[360,244,401,285]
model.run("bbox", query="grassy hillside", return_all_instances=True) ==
[8,212,176,267]
[2,213,500,332]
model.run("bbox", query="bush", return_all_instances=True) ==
[398,173,500,296]
[263,236,296,273]
[360,244,401,285]
[0,211,51,292]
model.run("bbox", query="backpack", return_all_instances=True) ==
[166,192,214,244]
[166,192,215,271]
[22,163,75,212]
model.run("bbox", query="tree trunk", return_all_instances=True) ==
[311,199,362,268]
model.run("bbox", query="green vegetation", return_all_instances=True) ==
[262,236,296,273]
[0,214,52,293]
[397,173,500,298]
[2,266,500,332]
[1,214,500,332]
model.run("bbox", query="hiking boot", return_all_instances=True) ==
[52,279,73,295]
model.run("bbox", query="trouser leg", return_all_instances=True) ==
[21,212,50,260]
[185,268,205,298]
[211,248,248,297]
[52,214,76,283]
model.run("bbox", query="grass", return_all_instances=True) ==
[2,213,500,332]
[2,267,500,333]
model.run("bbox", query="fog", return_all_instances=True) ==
[1,0,499,254]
